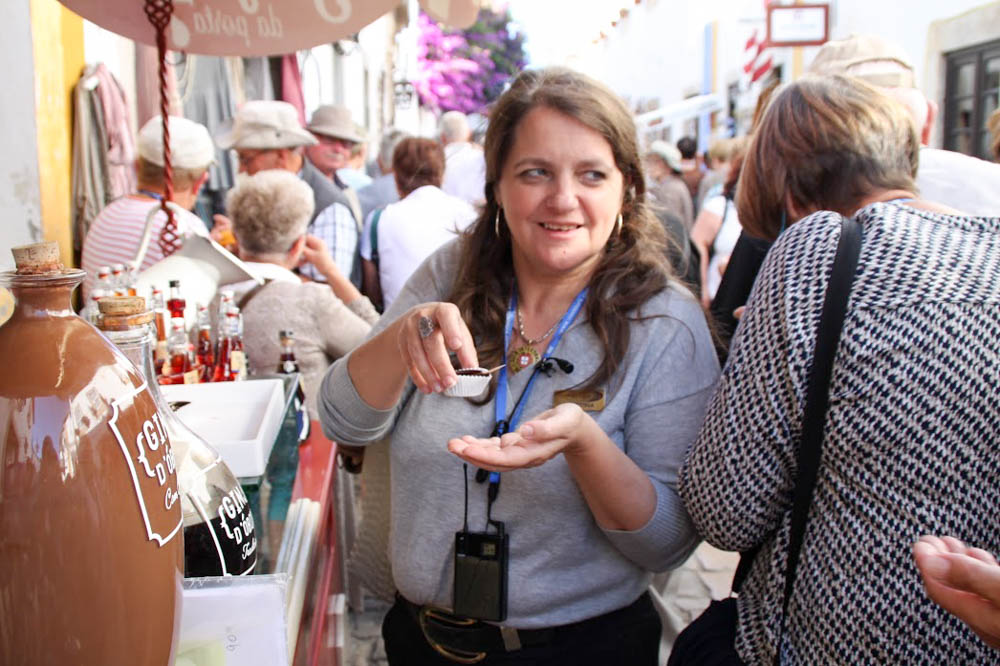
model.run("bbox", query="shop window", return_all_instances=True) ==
[944,39,1000,160]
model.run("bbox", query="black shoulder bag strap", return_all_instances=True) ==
[772,214,861,664]
[369,207,384,270]
[727,216,862,664]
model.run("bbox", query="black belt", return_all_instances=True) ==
[399,592,651,663]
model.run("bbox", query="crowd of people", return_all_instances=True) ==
[74,32,1000,666]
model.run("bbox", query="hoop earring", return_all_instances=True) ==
[495,208,502,237]
[615,213,623,235]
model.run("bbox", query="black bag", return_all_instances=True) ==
[669,216,862,666]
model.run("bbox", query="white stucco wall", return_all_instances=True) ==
[0,2,42,271]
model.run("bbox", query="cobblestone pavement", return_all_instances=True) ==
[344,596,390,666]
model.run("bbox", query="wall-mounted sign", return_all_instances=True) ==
[58,0,480,56]
[766,3,829,47]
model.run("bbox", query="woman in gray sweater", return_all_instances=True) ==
[319,68,719,665]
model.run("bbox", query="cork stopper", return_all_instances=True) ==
[99,296,146,316]
[12,242,64,275]
[97,296,154,331]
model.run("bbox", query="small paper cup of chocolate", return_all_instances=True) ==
[444,367,492,398]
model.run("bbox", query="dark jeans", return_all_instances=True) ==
[382,593,661,666]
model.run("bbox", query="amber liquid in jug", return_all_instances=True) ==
[97,296,257,577]
[0,243,182,665]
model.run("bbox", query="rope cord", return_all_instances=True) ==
[143,0,180,258]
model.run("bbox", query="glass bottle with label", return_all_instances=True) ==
[162,317,197,385]
[0,243,182,665]
[150,287,169,375]
[167,279,186,320]
[97,296,258,578]
[111,263,127,296]
[276,330,310,441]
[212,308,238,382]
[195,305,214,383]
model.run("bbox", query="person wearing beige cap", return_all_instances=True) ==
[645,140,693,231]
[81,115,215,299]
[217,100,361,287]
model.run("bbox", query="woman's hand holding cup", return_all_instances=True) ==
[399,302,478,395]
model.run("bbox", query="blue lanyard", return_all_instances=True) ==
[489,286,588,484]
[138,189,164,201]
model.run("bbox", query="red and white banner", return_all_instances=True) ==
[743,28,773,84]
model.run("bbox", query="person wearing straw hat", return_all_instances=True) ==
[215,100,361,287]
[81,115,214,300]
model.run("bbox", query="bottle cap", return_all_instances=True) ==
[169,279,180,288]
[11,242,63,275]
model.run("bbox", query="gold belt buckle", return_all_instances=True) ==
[417,606,488,664]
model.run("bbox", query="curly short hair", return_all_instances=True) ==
[737,74,919,240]
[226,169,315,256]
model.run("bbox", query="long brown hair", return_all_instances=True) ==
[448,67,673,401]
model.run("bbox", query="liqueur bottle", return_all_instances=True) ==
[195,305,215,383]
[162,317,197,385]
[232,306,248,381]
[213,307,245,382]
[0,243,182,665]
[97,296,258,578]
[276,330,310,441]
[111,263,127,296]
[150,286,169,374]
[276,330,300,374]
[167,279,186,320]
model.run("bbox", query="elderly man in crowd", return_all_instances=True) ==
[646,140,694,231]
[216,100,361,287]
[305,104,367,223]
[438,110,486,206]
[81,115,215,298]
[357,128,409,222]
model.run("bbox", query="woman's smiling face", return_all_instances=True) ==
[495,106,624,281]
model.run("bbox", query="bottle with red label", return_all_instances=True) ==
[0,243,182,665]
[212,308,239,382]
[97,296,257,579]
[162,318,197,385]
[166,279,186,320]
[195,305,214,383]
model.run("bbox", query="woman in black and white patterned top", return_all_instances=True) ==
[680,75,1000,665]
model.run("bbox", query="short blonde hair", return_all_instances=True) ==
[737,74,919,239]
[226,169,314,255]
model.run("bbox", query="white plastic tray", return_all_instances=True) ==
[162,378,285,479]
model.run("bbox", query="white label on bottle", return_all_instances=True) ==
[282,360,296,374]
[183,369,200,384]
[230,350,245,372]
[155,340,168,361]
[107,383,183,546]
